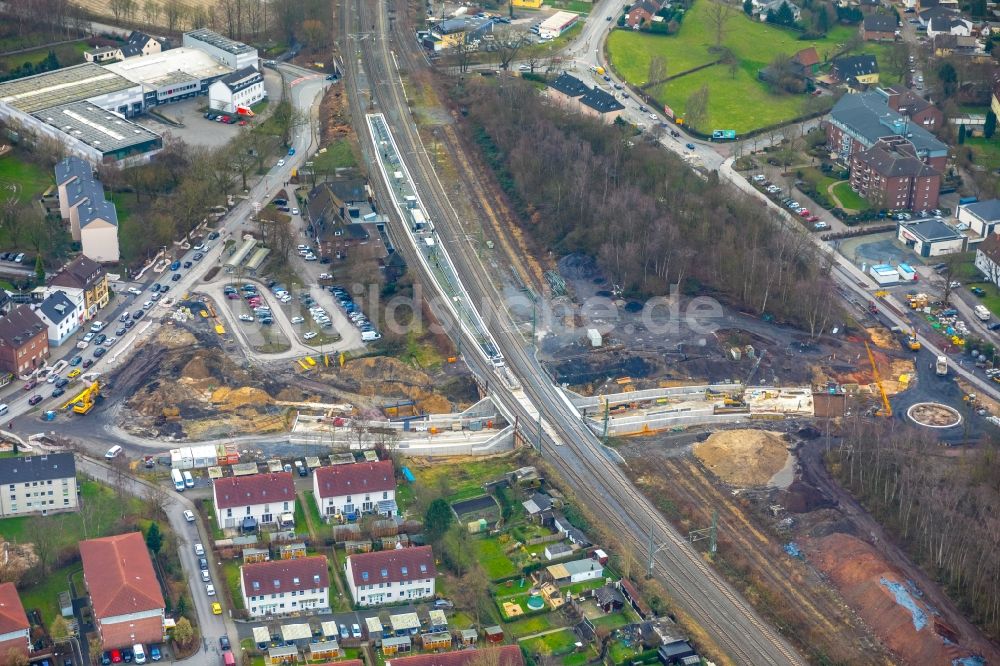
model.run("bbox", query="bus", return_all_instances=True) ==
[182,471,194,488]
[171,468,185,492]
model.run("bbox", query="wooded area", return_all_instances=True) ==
[456,79,837,332]
[827,420,1000,641]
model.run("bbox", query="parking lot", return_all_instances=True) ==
[131,68,283,149]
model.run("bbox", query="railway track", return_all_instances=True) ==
[337,1,803,663]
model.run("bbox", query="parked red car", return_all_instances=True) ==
[798,209,810,217]
[23,380,36,391]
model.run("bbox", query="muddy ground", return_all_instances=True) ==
[109,315,479,441]
[617,423,999,665]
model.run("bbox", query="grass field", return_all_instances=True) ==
[222,560,245,610]
[474,537,519,580]
[0,41,88,76]
[313,139,358,173]
[607,5,894,132]
[831,180,870,210]
[0,479,138,547]
[0,152,52,204]
[506,614,557,638]
[964,136,1000,171]
[21,562,83,626]
[408,457,514,503]
[522,628,580,656]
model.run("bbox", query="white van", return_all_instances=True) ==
[171,468,185,492]
[182,470,194,488]
[133,644,147,664]
[105,445,123,459]
[0,404,8,416]
[361,330,381,341]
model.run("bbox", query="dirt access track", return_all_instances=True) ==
[621,423,1000,665]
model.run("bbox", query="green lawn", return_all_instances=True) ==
[21,562,82,626]
[830,180,870,211]
[606,4,891,132]
[0,479,138,547]
[222,560,245,610]
[800,167,839,194]
[313,139,358,173]
[474,537,519,580]
[506,614,558,638]
[293,497,307,531]
[0,42,89,77]
[0,152,52,204]
[302,490,325,530]
[521,628,580,656]
[408,457,514,503]
[591,611,631,631]
[964,136,1000,171]
[549,0,592,14]
[648,63,804,134]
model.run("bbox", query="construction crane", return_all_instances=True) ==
[60,380,100,415]
[864,341,892,418]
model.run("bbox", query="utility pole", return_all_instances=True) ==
[688,509,718,554]
[602,399,610,442]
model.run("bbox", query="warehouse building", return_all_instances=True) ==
[897,218,966,257]
[182,28,259,71]
[105,47,234,108]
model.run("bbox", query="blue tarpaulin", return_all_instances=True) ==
[402,466,416,483]
[880,577,927,631]
[783,543,803,559]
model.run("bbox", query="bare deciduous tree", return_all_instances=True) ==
[706,0,735,47]
[684,85,710,131]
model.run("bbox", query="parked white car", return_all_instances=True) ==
[303,332,318,340]
[290,316,304,324]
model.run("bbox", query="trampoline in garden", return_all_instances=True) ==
[526,595,545,611]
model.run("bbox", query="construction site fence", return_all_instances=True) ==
[287,426,516,456]
[586,410,748,436]
[567,383,744,409]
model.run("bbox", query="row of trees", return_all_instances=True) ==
[828,419,1000,641]
[459,78,838,334]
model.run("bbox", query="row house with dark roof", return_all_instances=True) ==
[345,546,437,607]
[313,459,397,520]
[861,13,898,40]
[54,157,120,263]
[49,256,109,320]
[546,73,624,123]
[240,555,330,617]
[213,472,296,531]
[0,305,49,376]
[33,289,85,346]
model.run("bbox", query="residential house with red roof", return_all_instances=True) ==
[213,472,296,531]
[79,532,165,649]
[313,460,396,521]
[386,645,524,666]
[345,546,436,607]
[240,555,330,618]
[0,583,30,661]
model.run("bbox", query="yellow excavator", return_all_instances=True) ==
[905,331,921,351]
[60,380,100,415]
[864,341,892,418]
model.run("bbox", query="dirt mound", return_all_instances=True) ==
[693,429,790,487]
[182,355,212,380]
[210,386,273,409]
[806,533,978,665]
[157,326,196,349]
[782,480,834,513]
[417,394,452,414]
[340,356,432,385]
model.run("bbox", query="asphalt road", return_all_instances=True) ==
[340,0,803,663]
[74,455,234,664]
[6,65,331,663]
